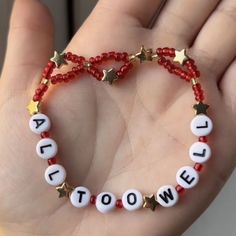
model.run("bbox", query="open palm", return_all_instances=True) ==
[0,0,236,235]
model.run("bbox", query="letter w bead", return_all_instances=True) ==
[158,188,174,203]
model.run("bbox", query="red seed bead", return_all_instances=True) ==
[175,185,185,194]
[65,52,72,59]
[35,88,43,96]
[156,48,163,56]
[51,77,57,84]
[169,48,175,57]
[126,62,133,69]
[116,71,123,78]
[39,84,48,92]
[89,57,95,64]
[95,72,101,79]
[116,199,123,208]
[108,51,115,59]
[199,136,208,143]
[40,131,50,138]
[120,65,129,73]
[48,157,57,165]
[157,57,166,65]
[55,74,63,83]
[101,53,108,61]
[121,52,129,61]
[33,94,42,101]
[163,47,170,56]
[194,163,204,172]
[115,52,122,61]
[95,56,102,64]
[90,195,96,204]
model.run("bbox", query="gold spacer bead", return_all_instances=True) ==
[191,78,198,85]
[42,78,50,86]
[84,61,92,68]
[128,54,136,62]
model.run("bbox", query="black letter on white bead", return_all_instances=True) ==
[176,166,199,189]
[29,113,51,134]
[122,189,143,211]
[157,185,178,207]
[77,190,86,202]
[127,193,137,205]
[48,170,60,181]
[96,192,116,213]
[44,164,66,186]
[158,188,174,203]
[180,170,195,185]
[40,144,52,154]
[101,194,112,205]
[33,119,46,129]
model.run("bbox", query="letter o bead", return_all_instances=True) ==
[176,166,199,189]
[36,138,58,160]
[70,186,91,208]
[44,164,66,186]
[157,185,178,207]
[122,189,143,211]
[29,113,51,134]
[96,192,116,213]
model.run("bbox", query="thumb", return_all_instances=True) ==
[1,0,54,90]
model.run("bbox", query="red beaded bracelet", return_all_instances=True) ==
[27,46,212,213]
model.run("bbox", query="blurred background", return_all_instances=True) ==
[0,1,236,235]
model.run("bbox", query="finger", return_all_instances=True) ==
[153,0,220,47]
[2,0,54,89]
[95,0,164,27]
[220,59,236,108]
[67,0,165,56]
[192,0,236,80]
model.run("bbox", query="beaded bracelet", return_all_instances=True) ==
[27,46,212,213]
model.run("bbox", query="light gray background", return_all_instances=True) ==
[0,1,235,235]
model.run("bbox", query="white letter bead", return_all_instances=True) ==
[176,166,199,189]
[96,192,116,213]
[44,164,66,186]
[70,186,91,208]
[36,138,58,160]
[190,114,213,136]
[157,185,178,207]
[122,189,143,211]
[29,113,51,134]
[189,142,211,163]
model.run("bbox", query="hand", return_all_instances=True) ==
[0,0,235,235]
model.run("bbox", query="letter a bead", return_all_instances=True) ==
[70,186,91,208]
[96,192,116,213]
[45,164,66,186]
[29,113,51,134]
[122,189,143,211]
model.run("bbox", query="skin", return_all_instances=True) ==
[0,0,236,235]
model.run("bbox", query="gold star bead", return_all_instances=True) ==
[193,102,209,115]
[135,45,153,63]
[56,182,74,198]
[143,194,159,211]
[50,51,68,68]
[27,100,40,115]
[173,49,189,65]
[102,68,118,85]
